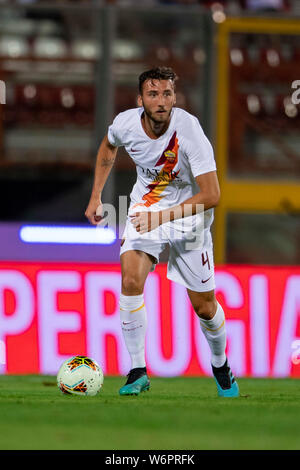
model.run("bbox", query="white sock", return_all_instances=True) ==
[119,293,147,370]
[199,302,227,368]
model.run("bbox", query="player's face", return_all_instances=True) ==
[138,79,176,124]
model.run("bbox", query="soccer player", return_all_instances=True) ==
[85,67,239,398]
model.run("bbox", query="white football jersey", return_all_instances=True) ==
[108,107,217,231]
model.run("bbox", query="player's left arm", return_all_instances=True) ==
[181,170,220,211]
[130,170,220,233]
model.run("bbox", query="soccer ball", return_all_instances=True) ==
[57,356,104,396]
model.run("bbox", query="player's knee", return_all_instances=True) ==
[193,298,217,320]
[122,275,144,295]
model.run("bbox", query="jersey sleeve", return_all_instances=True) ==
[184,116,216,177]
[107,113,124,147]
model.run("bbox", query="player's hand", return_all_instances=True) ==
[85,197,103,225]
[130,211,161,234]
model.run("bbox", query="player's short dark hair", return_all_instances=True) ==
[138,67,178,94]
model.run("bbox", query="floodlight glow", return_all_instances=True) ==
[19,225,116,245]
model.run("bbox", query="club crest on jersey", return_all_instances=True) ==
[164,150,176,163]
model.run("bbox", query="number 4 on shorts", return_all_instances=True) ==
[201,251,211,270]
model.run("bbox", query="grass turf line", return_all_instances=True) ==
[0,375,299,450]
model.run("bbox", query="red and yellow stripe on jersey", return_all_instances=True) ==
[142,131,180,207]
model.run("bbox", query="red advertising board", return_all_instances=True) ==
[0,262,299,377]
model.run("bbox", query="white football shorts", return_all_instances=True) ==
[119,217,216,293]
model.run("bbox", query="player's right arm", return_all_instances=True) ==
[85,134,118,225]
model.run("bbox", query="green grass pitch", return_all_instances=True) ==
[0,375,299,450]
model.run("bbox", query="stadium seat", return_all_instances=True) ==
[61,88,75,110]
[70,39,101,60]
[113,39,143,60]
[15,84,38,107]
[259,47,281,67]
[230,47,245,66]
[237,93,263,116]
[0,36,29,57]
[32,37,68,58]
[146,44,174,63]
[277,94,299,119]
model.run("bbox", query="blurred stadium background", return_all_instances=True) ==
[0,0,299,379]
